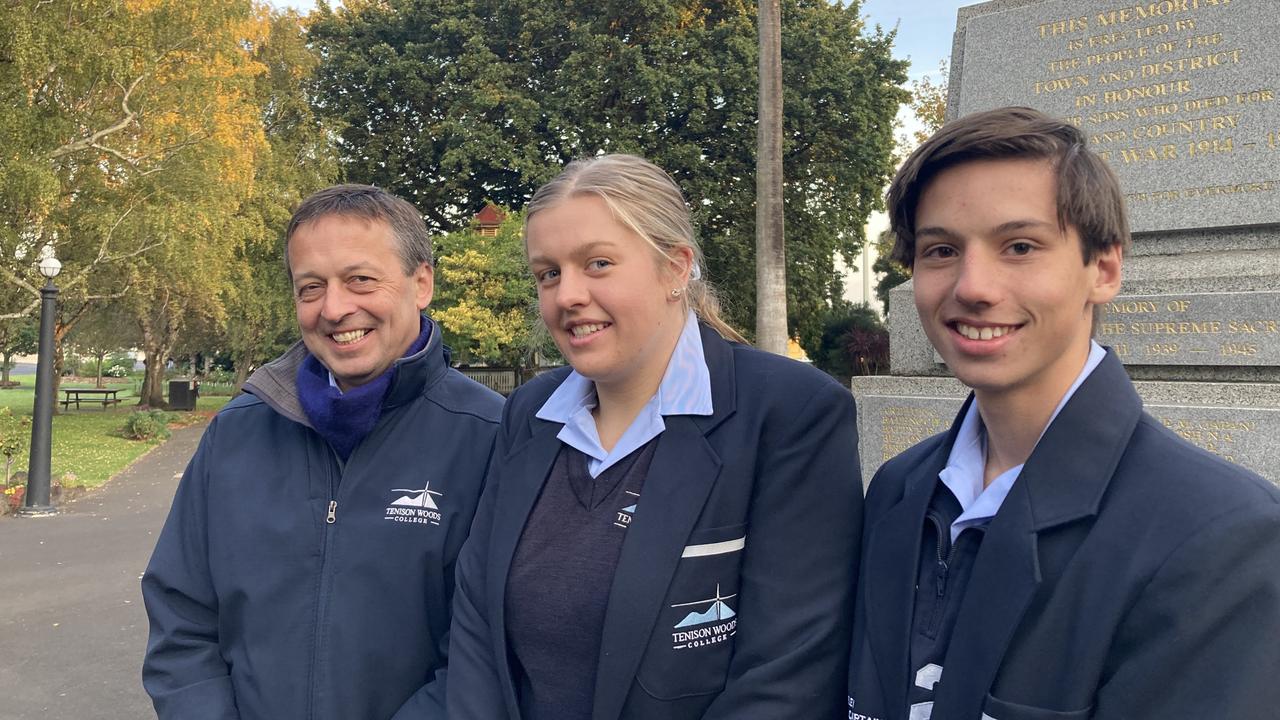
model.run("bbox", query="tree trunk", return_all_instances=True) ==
[137,301,182,408]
[95,351,106,388]
[232,352,253,394]
[1,352,10,385]
[755,0,788,354]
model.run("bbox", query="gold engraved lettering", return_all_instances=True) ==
[1236,89,1274,105]
[1140,49,1243,78]
[1036,75,1091,94]
[1103,79,1193,104]
[1038,16,1089,38]
[1097,0,1233,29]
[1131,114,1238,139]
[880,406,950,461]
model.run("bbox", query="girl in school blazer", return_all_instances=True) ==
[446,154,863,720]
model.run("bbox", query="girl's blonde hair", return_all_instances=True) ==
[525,154,747,344]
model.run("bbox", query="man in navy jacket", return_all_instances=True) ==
[141,185,503,720]
[847,107,1280,719]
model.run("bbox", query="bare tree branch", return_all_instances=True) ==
[49,74,146,161]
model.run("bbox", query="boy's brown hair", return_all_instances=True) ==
[887,106,1130,268]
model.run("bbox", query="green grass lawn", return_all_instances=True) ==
[0,378,230,489]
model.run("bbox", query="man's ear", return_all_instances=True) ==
[414,263,435,310]
[1087,243,1123,306]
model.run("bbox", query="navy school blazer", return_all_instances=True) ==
[448,324,863,720]
[847,350,1280,720]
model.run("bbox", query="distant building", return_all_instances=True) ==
[472,204,506,236]
[838,210,888,317]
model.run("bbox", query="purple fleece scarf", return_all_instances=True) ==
[297,318,431,462]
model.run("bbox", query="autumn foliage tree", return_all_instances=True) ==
[432,209,537,367]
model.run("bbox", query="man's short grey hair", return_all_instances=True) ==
[284,184,434,279]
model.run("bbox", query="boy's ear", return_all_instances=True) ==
[1088,243,1123,306]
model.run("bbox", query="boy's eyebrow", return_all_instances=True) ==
[915,218,1057,244]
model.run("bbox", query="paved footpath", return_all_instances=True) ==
[0,421,207,720]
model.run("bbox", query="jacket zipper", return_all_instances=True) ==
[308,447,345,719]
[925,513,953,639]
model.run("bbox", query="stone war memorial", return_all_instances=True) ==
[853,0,1280,485]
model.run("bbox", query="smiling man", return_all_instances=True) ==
[142,184,503,720]
[846,107,1280,719]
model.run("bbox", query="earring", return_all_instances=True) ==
[670,288,683,298]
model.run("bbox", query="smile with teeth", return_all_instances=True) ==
[569,322,610,338]
[331,329,369,345]
[954,322,1018,341]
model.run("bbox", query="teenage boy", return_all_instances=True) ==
[847,106,1280,720]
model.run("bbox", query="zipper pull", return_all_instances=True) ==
[326,500,338,524]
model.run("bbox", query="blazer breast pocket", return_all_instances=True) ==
[636,524,748,701]
[983,693,1093,720]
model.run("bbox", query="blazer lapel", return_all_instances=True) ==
[486,419,563,698]
[934,351,1143,716]
[863,444,947,717]
[933,477,1040,717]
[592,326,735,720]
[592,416,722,720]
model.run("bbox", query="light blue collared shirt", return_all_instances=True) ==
[939,341,1108,543]
[535,312,714,478]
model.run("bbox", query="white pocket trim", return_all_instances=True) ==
[681,536,746,557]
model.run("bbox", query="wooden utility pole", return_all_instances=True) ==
[755,0,787,354]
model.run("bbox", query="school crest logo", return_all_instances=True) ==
[670,584,737,650]
[614,490,640,529]
[384,482,443,526]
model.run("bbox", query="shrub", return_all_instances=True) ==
[105,365,129,378]
[123,410,173,441]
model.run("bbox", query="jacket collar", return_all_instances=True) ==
[243,315,450,427]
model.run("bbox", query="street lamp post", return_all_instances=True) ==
[19,251,62,517]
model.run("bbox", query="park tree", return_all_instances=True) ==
[0,319,38,387]
[309,0,908,350]
[219,9,337,388]
[67,304,137,388]
[432,208,536,367]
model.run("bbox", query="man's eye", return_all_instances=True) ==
[297,284,323,299]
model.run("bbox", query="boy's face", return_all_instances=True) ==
[911,157,1122,408]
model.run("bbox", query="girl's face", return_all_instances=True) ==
[526,194,690,397]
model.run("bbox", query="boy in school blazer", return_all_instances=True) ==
[447,155,862,720]
[846,107,1280,720]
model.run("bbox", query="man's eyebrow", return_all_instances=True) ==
[291,263,377,282]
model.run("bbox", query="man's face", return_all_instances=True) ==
[288,215,433,391]
[911,157,1121,407]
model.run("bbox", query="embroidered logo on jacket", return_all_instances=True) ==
[384,483,443,525]
[614,490,640,529]
[670,584,737,650]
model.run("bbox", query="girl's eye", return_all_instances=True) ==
[588,259,612,270]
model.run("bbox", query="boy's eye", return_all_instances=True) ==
[920,245,957,259]
[535,268,560,284]
[1009,242,1034,255]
